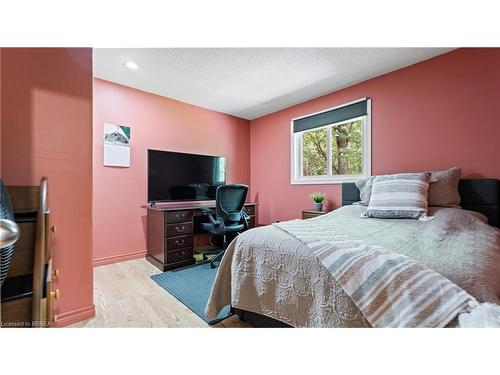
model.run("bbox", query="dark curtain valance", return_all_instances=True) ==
[293,99,368,133]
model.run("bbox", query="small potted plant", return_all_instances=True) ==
[309,192,326,212]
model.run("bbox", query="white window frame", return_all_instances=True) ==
[290,98,371,185]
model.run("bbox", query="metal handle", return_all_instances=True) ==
[50,289,61,300]
[0,219,21,249]
[175,225,185,232]
[175,239,185,246]
[175,213,184,219]
[174,250,185,259]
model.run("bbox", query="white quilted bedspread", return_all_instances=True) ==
[206,205,500,327]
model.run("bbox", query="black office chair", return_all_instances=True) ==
[200,184,249,268]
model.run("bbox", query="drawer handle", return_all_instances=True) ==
[50,289,61,300]
[170,250,186,260]
[175,213,185,219]
[175,239,185,246]
[175,225,185,232]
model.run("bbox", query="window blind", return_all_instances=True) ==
[293,99,368,133]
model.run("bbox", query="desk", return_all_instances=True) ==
[142,202,257,271]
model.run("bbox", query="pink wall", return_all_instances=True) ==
[250,48,500,225]
[1,48,94,326]
[93,79,250,264]
[0,48,2,174]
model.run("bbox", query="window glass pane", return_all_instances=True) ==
[302,128,327,176]
[331,120,362,175]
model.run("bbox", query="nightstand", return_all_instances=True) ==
[302,209,330,220]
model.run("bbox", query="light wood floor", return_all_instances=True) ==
[70,258,252,328]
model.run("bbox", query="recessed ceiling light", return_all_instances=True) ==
[125,61,139,71]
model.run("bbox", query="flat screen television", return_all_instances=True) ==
[148,149,226,203]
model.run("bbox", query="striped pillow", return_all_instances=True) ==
[366,172,431,219]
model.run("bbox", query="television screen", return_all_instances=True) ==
[148,149,226,202]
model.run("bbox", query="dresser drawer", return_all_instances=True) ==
[244,205,255,216]
[166,247,193,263]
[166,210,193,223]
[248,216,255,228]
[302,210,329,220]
[166,222,193,237]
[165,235,193,251]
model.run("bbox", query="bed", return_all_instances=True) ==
[205,179,500,327]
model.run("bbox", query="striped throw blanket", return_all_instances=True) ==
[274,219,499,328]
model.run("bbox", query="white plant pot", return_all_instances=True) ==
[314,202,323,211]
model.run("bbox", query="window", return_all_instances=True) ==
[214,157,226,183]
[291,98,371,184]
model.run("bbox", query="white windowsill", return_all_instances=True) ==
[291,175,368,185]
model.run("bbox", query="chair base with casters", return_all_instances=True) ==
[200,232,239,268]
[200,184,249,268]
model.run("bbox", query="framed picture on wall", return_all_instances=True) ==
[103,123,131,167]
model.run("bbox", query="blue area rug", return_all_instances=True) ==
[151,263,231,324]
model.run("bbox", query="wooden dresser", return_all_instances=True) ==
[143,203,257,271]
[1,177,57,327]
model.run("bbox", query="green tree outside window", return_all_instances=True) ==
[302,120,362,176]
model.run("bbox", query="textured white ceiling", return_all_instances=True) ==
[94,48,453,120]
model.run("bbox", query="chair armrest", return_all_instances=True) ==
[242,210,250,230]
[200,207,213,216]
[201,207,223,228]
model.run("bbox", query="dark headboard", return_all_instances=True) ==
[342,179,500,228]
